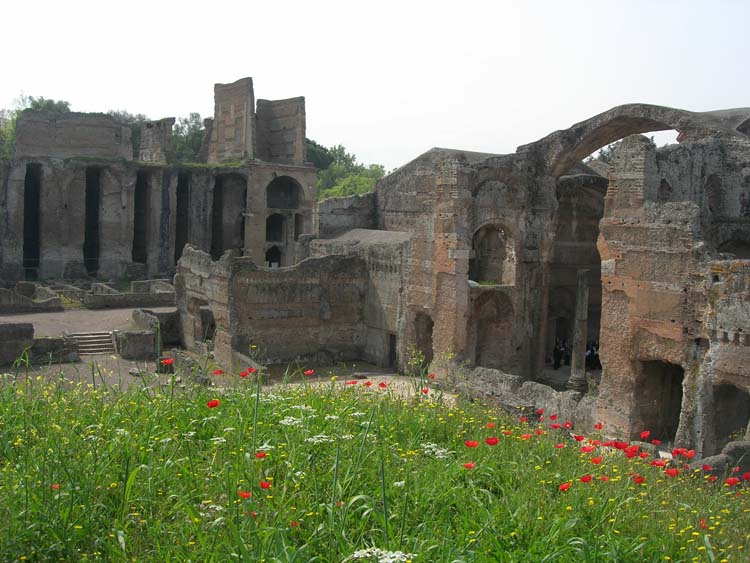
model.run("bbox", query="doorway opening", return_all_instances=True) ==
[633,361,684,443]
[23,163,42,279]
[132,170,150,264]
[83,167,101,276]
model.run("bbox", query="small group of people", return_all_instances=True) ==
[552,339,570,370]
[585,341,601,371]
[551,339,601,371]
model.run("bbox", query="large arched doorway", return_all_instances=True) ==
[470,291,515,370]
[211,173,247,260]
[414,313,434,368]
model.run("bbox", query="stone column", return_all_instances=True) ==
[567,269,589,391]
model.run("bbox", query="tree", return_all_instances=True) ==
[310,142,385,200]
[305,138,334,170]
[173,113,205,162]
[0,95,72,159]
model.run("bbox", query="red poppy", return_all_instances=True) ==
[250,511,258,518]
[260,481,271,489]
[255,452,267,459]
[520,416,528,423]
[421,388,429,394]
[613,441,628,450]
[240,370,249,378]
[639,452,650,459]
[207,399,220,408]
[632,475,646,484]
[743,472,750,481]
[290,520,300,527]
[672,447,687,457]
[51,483,61,490]
[558,482,571,492]
[684,449,695,459]
[463,462,476,469]
[699,518,708,530]
[248,367,257,374]
[600,475,610,482]
[238,490,252,499]
[640,430,651,440]
[650,459,667,467]
[550,414,558,421]
[580,474,593,483]
[520,433,532,440]
[485,436,499,446]
[303,369,314,376]
[336,501,343,508]
[486,422,496,429]
[554,443,566,449]
[733,466,741,473]
[363,381,373,387]
[536,408,544,415]
[625,450,637,459]
[665,468,680,478]
[591,456,603,465]
[550,423,561,429]
[213,369,223,375]
[346,380,358,385]
[464,440,479,448]
[428,373,436,380]
[573,435,585,442]
[563,421,573,429]
[650,439,662,445]
[161,357,174,366]
[708,475,718,482]
[725,477,740,486]
[378,381,388,388]
[702,464,713,472]
[593,422,603,430]
[580,445,596,454]
[589,439,601,446]
[535,429,544,436]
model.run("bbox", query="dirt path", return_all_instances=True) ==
[0,307,176,336]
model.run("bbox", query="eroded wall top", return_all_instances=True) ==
[15,111,133,160]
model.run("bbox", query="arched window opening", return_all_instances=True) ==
[266,176,302,209]
[265,246,282,268]
[469,225,515,285]
[266,213,285,242]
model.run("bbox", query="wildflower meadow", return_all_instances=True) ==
[0,366,748,562]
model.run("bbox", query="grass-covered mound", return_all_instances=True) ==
[0,371,748,562]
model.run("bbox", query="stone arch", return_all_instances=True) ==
[469,223,516,285]
[547,104,692,177]
[266,176,303,209]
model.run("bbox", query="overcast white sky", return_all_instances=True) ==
[2,0,748,169]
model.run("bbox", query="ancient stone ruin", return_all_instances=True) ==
[1,78,749,460]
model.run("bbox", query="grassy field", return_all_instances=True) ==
[0,366,748,562]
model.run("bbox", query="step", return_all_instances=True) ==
[69,331,116,355]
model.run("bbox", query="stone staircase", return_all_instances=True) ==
[69,332,116,355]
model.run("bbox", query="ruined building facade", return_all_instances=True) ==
[0,77,317,283]
[1,79,749,459]
[176,103,750,459]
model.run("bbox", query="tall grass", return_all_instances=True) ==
[0,370,748,562]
